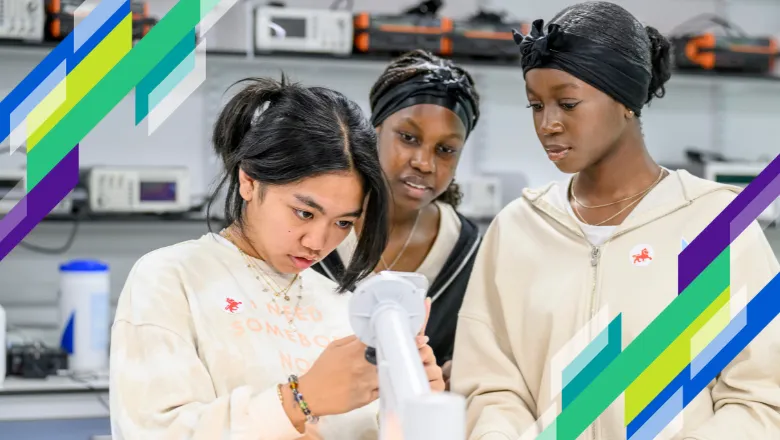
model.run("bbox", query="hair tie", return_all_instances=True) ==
[251,100,271,127]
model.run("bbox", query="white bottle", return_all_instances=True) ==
[0,303,6,385]
[59,260,110,373]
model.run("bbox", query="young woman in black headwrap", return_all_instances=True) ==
[450,2,780,439]
[312,50,483,387]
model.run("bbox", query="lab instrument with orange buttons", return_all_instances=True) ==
[669,14,779,74]
[44,0,156,42]
[671,33,778,74]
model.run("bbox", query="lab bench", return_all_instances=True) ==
[0,375,111,440]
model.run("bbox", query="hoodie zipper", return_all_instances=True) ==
[589,245,601,440]
[524,174,701,440]
[581,205,685,440]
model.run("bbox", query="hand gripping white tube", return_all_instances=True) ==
[349,271,466,440]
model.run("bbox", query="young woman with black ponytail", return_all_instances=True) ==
[451,2,780,439]
[109,76,444,439]
[312,50,484,387]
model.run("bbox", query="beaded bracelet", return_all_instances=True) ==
[288,374,319,425]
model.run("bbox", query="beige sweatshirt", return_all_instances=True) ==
[109,233,379,440]
[451,170,780,440]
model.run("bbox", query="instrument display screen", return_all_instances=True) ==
[270,17,307,38]
[140,181,177,202]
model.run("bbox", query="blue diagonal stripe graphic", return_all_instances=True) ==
[74,0,128,51]
[627,273,780,438]
[9,61,67,131]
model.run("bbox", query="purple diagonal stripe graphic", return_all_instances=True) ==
[0,145,79,261]
[0,198,27,242]
[730,172,780,240]
[679,154,780,292]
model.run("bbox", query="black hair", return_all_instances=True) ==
[208,75,389,292]
[369,49,481,208]
[550,1,672,108]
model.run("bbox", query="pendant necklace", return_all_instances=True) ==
[221,229,304,332]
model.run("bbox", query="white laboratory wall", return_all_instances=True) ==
[0,0,779,343]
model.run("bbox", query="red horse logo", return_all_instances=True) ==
[224,298,242,314]
[632,248,653,264]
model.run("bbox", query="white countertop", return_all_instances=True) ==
[0,374,109,394]
[0,374,110,421]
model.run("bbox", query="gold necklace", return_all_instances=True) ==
[220,229,304,332]
[240,251,304,332]
[381,210,421,270]
[571,168,664,209]
[570,170,665,226]
[222,228,299,301]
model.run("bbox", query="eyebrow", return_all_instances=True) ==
[400,117,464,142]
[552,82,580,91]
[526,82,580,96]
[294,194,363,218]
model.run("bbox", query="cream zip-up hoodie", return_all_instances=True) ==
[451,170,780,440]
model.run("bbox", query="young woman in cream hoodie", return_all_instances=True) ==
[450,3,780,440]
[109,76,444,440]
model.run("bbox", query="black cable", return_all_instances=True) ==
[669,13,746,38]
[67,372,111,411]
[17,215,80,254]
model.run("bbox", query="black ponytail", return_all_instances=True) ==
[210,76,285,230]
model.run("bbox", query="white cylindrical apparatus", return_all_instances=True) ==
[373,303,430,400]
[402,393,467,440]
[58,259,111,373]
[350,271,466,440]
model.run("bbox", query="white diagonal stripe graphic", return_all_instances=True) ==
[199,0,240,36]
[549,305,610,399]
[519,400,559,440]
[8,60,67,153]
[9,120,28,154]
[148,39,207,135]
[730,285,748,320]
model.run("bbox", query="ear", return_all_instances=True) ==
[625,108,635,119]
[238,168,256,202]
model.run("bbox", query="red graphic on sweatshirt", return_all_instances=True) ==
[224,298,243,314]
[632,248,652,264]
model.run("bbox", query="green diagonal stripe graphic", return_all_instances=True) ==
[545,248,730,439]
[28,14,132,150]
[27,0,203,188]
[135,29,197,124]
[624,286,730,423]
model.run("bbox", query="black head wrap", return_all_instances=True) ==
[513,19,651,115]
[370,68,478,136]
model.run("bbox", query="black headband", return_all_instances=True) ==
[513,19,651,115]
[370,71,478,136]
